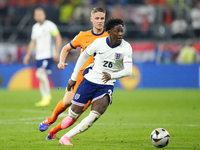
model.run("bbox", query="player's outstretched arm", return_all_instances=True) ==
[110,62,132,79]
[66,51,89,91]
[71,51,89,81]
[57,43,73,70]
[101,62,132,84]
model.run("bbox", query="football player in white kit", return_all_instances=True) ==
[23,8,62,106]
[59,18,132,145]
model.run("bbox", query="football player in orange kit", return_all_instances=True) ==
[39,7,108,140]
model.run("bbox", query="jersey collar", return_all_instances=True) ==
[91,29,105,36]
[106,37,121,48]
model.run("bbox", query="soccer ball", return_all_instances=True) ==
[150,128,170,148]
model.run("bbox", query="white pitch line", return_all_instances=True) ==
[0,108,61,114]
[0,120,199,127]
[0,109,199,127]
[0,113,67,122]
[0,108,68,123]
[95,123,200,127]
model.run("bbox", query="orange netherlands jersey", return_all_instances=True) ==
[70,29,108,71]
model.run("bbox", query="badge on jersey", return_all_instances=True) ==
[115,53,122,60]
[75,93,80,100]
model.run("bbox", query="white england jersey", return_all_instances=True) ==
[84,37,132,85]
[31,20,58,60]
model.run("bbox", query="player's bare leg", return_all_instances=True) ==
[50,91,75,122]
[59,95,109,145]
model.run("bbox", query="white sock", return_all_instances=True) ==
[64,110,101,139]
[36,69,51,98]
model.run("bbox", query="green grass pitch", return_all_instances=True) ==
[0,89,200,150]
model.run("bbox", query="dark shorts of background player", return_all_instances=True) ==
[36,58,52,74]
[72,78,114,107]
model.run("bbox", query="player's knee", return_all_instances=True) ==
[35,70,41,79]
[35,69,46,80]
[68,106,79,119]
[92,96,110,115]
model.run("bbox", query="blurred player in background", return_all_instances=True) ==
[59,18,133,145]
[23,8,62,106]
[38,7,108,140]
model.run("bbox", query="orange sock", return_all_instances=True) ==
[51,122,62,133]
[50,99,67,122]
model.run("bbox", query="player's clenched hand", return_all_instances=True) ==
[57,62,68,70]
[102,72,111,84]
[67,79,76,91]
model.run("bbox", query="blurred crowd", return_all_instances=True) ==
[1,0,200,39]
[0,0,200,65]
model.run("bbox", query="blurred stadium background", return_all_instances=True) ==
[0,0,200,90]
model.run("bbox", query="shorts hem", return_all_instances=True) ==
[72,100,86,107]
[92,93,112,105]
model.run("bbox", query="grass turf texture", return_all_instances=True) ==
[0,89,200,150]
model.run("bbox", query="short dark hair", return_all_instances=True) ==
[105,18,124,31]
[91,7,106,16]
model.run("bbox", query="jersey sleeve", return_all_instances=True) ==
[31,25,36,40]
[71,51,89,81]
[49,21,59,36]
[69,31,83,49]
[123,44,133,64]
